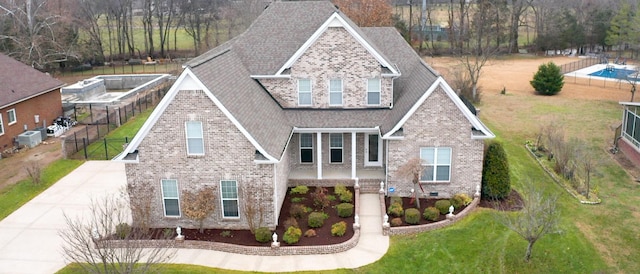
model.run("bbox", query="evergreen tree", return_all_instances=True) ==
[530,62,564,96]
[606,1,635,56]
[482,141,511,200]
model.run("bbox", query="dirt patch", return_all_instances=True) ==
[0,140,63,190]
[478,189,524,211]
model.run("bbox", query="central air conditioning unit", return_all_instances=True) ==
[17,131,42,148]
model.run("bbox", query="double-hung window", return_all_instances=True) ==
[330,133,343,163]
[185,121,204,155]
[161,179,180,217]
[298,79,312,106]
[329,79,343,106]
[367,79,381,105]
[0,115,4,136]
[300,133,313,163]
[7,109,16,125]
[420,147,452,182]
[220,180,239,218]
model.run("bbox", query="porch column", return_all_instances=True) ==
[317,132,322,179]
[351,132,356,179]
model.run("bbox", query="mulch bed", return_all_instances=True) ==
[148,186,354,246]
[383,196,466,226]
[478,189,524,211]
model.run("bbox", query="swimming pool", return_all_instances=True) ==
[588,68,636,79]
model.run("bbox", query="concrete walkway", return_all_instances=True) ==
[0,161,388,274]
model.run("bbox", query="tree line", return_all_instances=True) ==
[1,0,639,70]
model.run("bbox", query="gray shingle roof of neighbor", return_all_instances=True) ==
[0,53,65,108]
[185,0,448,160]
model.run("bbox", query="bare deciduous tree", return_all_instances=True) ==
[495,183,560,261]
[24,160,42,185]
[396,157,424,209]
[240,182,266,234]
[59,190,175,273]
[180,186,216,233]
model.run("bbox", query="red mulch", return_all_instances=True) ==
[148,187,354,246]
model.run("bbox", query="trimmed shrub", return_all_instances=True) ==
[338,189,353,203]
[331,221,347,236]
[390,196,403,206]
[284,217,299,229]
[423,207,440,221]
[390,217,403,227]
[450,193,472,208]
[283,226,302,244]
[334,184,348,195]
[311,187,331,210]
[289,185,309,195]
[304,229,317,237]
[290,204,309,218]
[327,195,337,202]
[530,62,564,95]
[255,227,272,243]
[482,141,511,200]
[291,197,306,203]
[404,208,420,225]
[115,223,131,239]
[308,212,327,228]
[387,202,404,217]
[435,200,452,215]
[336,203,354,217]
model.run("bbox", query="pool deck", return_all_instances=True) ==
[567,63,637,81]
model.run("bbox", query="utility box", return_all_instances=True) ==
[17,131,42,148]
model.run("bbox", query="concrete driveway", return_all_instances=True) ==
[0,161,126,274]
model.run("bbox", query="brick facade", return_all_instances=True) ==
[0,89,62,150]
[260,28,393,109]
[386,86,484,198]
[126,90,278,230]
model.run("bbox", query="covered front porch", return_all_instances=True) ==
[289,168,385,180]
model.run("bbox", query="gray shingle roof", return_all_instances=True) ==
[0,53,65,108]
[186,1,449,160]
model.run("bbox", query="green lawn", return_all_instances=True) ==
[0,159,83,221]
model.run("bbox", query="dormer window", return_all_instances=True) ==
[298,79,312,106]
[367,78,381,105]
[329,79,343,106]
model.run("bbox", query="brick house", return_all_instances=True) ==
[115,1,494,230]
[0,53,65,151]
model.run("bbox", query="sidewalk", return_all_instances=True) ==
[0,161,388,273]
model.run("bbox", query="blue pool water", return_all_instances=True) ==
[589,68,636,79]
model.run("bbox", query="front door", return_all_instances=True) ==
[364,134,382,166]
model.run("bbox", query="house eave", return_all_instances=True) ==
[250,75,292,79]
[293,126,380,134]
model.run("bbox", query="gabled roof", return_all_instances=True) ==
[119,1,493,163]
[0,53,65,109]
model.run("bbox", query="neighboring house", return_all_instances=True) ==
[115,1,494,230]
[617,102,640,167]
[0,53,65,151]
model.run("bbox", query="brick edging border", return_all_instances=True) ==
[381,192,480,235]
[99,187,362,256]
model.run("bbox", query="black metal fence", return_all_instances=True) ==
[62,86,170,160]
[559,57,605,74]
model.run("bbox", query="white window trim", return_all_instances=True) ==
[0,114,4,136]
[366,78,381,106]
[300,133,313,163]
[7,109,16,125]
[185,121,204,155]
[329,79,343,106]
[161,179,180,217]
[298,79,312,106]
[330,133,343,163]
[420,147,452,182]
[220,180,240,218]
[364,134,382,166]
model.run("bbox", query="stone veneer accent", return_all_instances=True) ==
[260,27,393,109]
[386,86,484,199]
[380,191,481,235]
[126,90,278,230]
[101,186,361,256]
